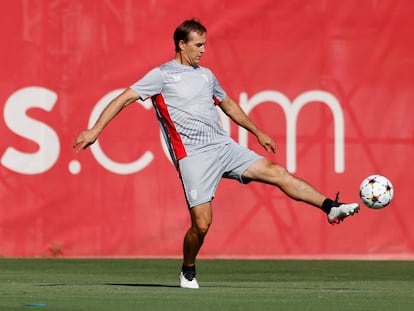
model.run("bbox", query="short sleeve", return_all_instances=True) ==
[130,67,163,100]
[211,71,226,103]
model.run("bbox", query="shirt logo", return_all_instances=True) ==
[171,74,181,81]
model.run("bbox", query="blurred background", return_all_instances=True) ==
[0,0,413,259]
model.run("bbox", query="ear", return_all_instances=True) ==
[179,40,186,51]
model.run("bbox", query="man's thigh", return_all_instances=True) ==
[242,157,288,184]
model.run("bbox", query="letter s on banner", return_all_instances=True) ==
[89,89,154,174]
[1,87,60,174]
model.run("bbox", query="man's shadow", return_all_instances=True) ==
[105,283,179,288]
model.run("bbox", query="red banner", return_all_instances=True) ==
[1,0,413,258]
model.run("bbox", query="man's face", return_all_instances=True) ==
[180,31,206,66]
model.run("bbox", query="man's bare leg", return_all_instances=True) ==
[243,158,359,224]
[183,202,212,266]
[243,158,326,206]
[180,202,212,288]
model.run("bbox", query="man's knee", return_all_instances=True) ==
[190,203,212,236]
[193,221,211,236]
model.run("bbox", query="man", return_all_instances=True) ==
[73,19,359,289]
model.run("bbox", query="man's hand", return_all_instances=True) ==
[256,131,276,154]
[72,128,100,153]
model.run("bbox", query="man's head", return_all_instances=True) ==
[174,19,207,66]
[174,19,207,52]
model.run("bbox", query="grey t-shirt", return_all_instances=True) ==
[131,60,232,165]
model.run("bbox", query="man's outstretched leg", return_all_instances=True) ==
[179,202,212,289]
[243,158,359,224]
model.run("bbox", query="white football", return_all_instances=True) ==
[359,175,394,209]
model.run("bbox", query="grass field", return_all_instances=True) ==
[0,258,413,310]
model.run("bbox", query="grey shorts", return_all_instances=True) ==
[178,141,262,208]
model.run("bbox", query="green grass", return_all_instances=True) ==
[0,259,413,310]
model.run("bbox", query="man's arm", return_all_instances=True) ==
[73,88,140,153]
[219,95,276,153]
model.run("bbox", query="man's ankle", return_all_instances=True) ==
[181,264,196,280]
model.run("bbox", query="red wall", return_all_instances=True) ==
[1,0,413,258]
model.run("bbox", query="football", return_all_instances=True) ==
[359,175,394,209]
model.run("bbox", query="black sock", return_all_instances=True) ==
[181,264,196,280]
[321,198,334,214]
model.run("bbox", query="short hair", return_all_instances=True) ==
[173,19,207,52]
